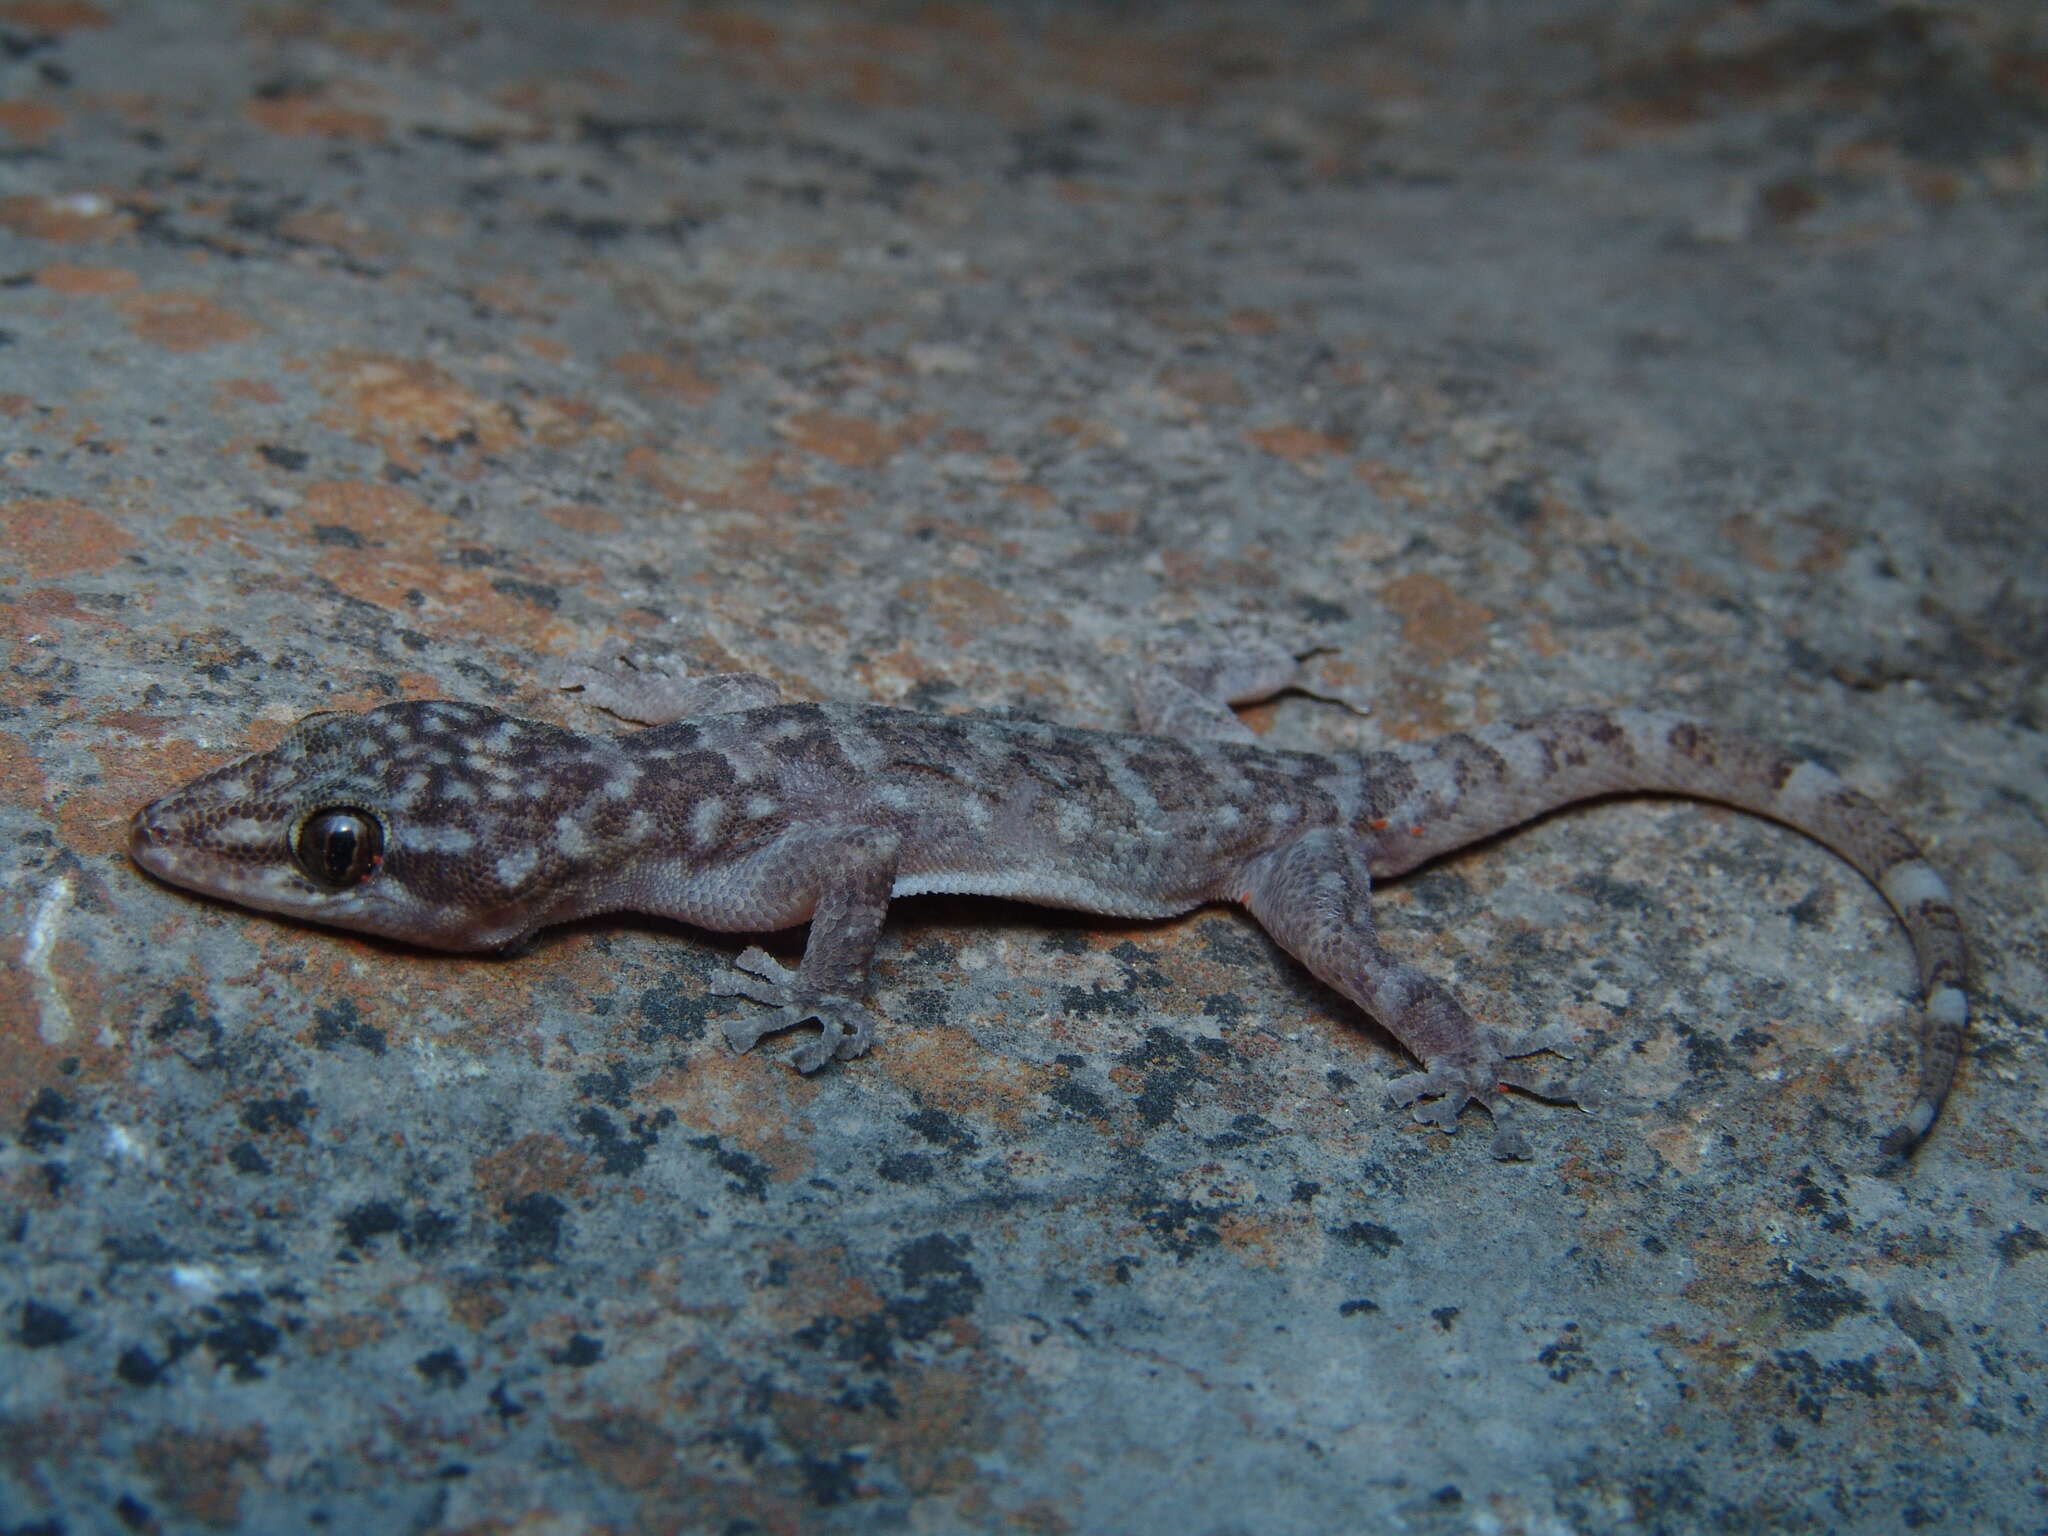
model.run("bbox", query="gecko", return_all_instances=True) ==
[128,636,1968,1162]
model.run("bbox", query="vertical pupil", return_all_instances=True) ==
[322,821,359,882]
[297,809,382,888]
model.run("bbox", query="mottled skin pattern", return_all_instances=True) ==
[130,643,1968,1161]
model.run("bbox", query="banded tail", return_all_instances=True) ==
[1358,708,1967,1160]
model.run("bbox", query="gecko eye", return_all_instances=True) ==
[294,808,385,891]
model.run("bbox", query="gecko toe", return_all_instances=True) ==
[733,947,796,985]
[789,1031,841,1074]
[1487,1105,1534,1161]
[721,1012,785,1055]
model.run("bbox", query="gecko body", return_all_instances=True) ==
[130,645,1968,1161]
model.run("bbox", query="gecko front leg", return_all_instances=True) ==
[556,640,785,724]
[1135,623,1373,743]
[683,824,903,1074]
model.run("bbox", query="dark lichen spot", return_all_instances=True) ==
[16,1299,79,1348]
[416,1347,468,1388]
[548,1333,603,1367]
[497,1193,566,1266]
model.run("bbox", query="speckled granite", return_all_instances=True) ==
[3,2,2044,1532]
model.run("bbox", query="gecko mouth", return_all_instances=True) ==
[128,802,183,881]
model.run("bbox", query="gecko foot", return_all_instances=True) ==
[711,946,882,1073]
[1384,1027,1585,1160]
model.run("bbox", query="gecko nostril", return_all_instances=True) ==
[130,805,171,857]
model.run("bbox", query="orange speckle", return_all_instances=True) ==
[1379,570,1494,665]
[315,348,522,469]
[540,502,623,536]
[1351,457,1428,505]
[686,11,782,52]
[35,261,137,294]
[609,349,717,405]
[519,332,570,364]
[1719,512,1781,572]
[1226,309,1279,335]
[213,377,283,407]
[277,207,391,263]
[0,100,62,145]
[0,498,135,576]
[779,409,899,469]
[0,2,109,28]
[245,91,388,142]
[115,290,261,353]
[0,191,133,243]
[1245,424,1348,463]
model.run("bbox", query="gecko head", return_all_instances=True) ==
[131,700,625,951]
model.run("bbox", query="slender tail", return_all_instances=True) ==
[1356,707,1967,1159]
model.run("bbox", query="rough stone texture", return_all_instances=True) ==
[2,2,2043,1532]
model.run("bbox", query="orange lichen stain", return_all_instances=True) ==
[1379,571,1494,666]
[133,1423,269,1529]
[777,408,902,469]
[0,588,120,650]
[1644,1121,1707,1175]
[1246,424,1348,463]
[1214,1210,1290,1269]
[0,0,105,23]
[115,290,261,352]
[626,444,801,520]
[447,1275,509,1332]
[277,206,392,263]
[0,393,31,416]
[1719,512,1781,571]
[848,640,945,701]
[685,10,783,53]
[747,1241,887,1333]
[1157,363,1248,410]
[0,100,61,145]
[0,950,129,1124]
[299,1311,390,1357]
[473,1132,592,1205]
[1047,22,1204,109]
[213,376,282,407]
[1,497,135,576]
[461,271,563,320]
[1352,457,1429,505]
[519,331,569,363]
[0,191,134,242]
[1525,617,1566,659]
[270,479,567,635]
[0,730,40,806]
[541,501,623,536]
[245,90,388,141]
[553,1407,682,1493]
[610,349,717,404]
[36,260,137,294]
[315,349,522,470]
[646,1052,815,1185]
[1225,308,1280,335]
[893,575,1025,647]
[882,1022,1045,1135]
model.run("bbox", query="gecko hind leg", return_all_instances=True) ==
[1237,828,1589,1160]
[1384,1026,1586,1160]
[711,946,884,1074]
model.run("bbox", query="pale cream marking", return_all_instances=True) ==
[494,848,539,887]
[1880,859,1952,913]
[691,796,727,845]
[554,815,591,858]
